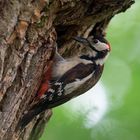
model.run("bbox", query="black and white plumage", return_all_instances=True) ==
[19,35,111,129]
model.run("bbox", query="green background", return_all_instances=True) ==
[41,1,140,140]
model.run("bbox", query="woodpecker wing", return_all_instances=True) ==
[58,62,95,84]
[18,62,98,129]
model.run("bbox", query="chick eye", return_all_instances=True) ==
[93,39,98,44]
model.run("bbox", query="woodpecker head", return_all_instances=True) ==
[74,35,111,65]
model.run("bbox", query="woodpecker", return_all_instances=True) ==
[18,35,111,129]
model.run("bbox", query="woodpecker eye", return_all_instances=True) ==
[93,39,98,44]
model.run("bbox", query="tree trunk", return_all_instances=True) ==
[0,0,134,140]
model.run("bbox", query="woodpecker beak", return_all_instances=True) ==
[73,36,97,51]
[73,36,89,45]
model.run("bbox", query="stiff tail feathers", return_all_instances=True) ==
[17,101,48,130]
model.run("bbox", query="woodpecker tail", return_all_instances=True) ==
[17,100,49,130]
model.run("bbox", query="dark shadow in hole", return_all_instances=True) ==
[55,24,78,48]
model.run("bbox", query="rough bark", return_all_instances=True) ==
[0,0,134,140]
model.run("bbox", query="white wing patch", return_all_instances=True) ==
[64,72,94,95]
[52,57,93,80]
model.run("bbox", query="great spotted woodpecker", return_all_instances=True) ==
[19,35,111,129]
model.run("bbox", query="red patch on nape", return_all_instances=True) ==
[107,42,111,51]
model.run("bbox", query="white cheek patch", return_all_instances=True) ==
[95,41,109,51]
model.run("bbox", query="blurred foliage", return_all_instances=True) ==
[40,1,140,140]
